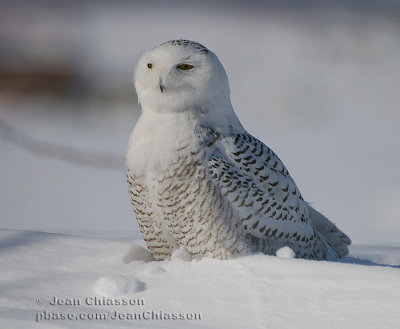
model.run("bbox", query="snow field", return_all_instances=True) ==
[0,229,399,329]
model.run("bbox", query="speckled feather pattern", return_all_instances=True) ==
[128,127,340,260]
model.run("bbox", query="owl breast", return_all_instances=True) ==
[126,113,248,260]
[151,147,250,259]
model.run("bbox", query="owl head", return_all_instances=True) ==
[134,40,240,129]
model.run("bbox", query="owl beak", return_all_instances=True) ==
[159,77,165,93]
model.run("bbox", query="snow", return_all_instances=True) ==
[170,246,193,262]
[123,244,154,264]
[276,246,295,259]
[93,276,145,296]
[0,229,399,329]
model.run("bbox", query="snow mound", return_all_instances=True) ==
[276,246,295,258]
[171,245,192,261]
[123,244,154,263]
[93,275,145,296]
[140,263,166,276]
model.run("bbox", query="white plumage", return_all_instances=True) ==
[126,40,351,261]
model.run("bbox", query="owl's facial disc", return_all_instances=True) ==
[134,39,231,114]
[157,63,194,93]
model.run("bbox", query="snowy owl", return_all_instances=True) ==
[126,40,351,261]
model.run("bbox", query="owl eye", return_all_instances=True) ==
[147,63,153,69]
[177,64,193,70]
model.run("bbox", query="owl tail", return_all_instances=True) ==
[307,204,352,259]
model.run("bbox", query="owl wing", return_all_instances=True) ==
[206,131,338,260]
[219,132,350,257]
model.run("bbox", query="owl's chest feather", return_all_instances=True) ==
[126,112,209,178]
